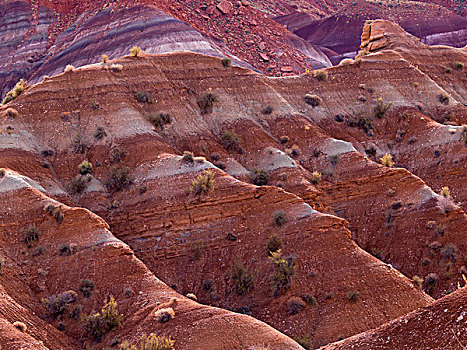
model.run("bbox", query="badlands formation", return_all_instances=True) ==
[0,1,466,349]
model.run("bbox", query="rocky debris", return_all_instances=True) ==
[217,0,233,14]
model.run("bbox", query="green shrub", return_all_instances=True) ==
[79,279,95,298]
[261,105,273,114]
[347,290,360,302]
[110,149,126,164]
[154,308,175,323]
[2,79,26,104]
[412,276,423,288]
[94,127,107,140]
[423,273,439,295]
[69,175,88,194]
[453,62,464,71]
[42,290,77,318]
[356,115,373,133]
[130,46,142,57]
[438,93,449,105]
[272,210,287,227]
[286,296,305,315]
[58,243,73,256]
[135,91,152,103]
[441,243,457,261]
[267,234,282,255]
[221,57,231,67]
[192,242,204,261]
[197,93,217,114]
[72,134,88,154]
[250,169,269,186]
[120,333,175,350]
[280,135,289,144]
[23,224,40,247]
[373,97,391,118]
[380,153,394,167]
[304,94,321,107]
[231,258,254,295]
[310,171,322,185]
[329,154,339,166]
[294,335,313,349]
[105,166,133,192]
[181,151,194,164]
[46,204,64,224]
[269,250,295,296]
[82,296,123,340]
[6,108,18,118]
[190,170,215,196]
[147,113,171,129]
[303,294,317,305]
[221,129,242,151]
[440,186,450,198]
[314,70,328,81]
[78,160,93,175]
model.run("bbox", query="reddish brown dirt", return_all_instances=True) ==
[322,287,467,349]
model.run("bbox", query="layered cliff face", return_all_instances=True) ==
[0,15,466,350]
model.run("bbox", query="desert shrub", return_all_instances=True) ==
[314,70,328,81]
[347,290,360,302]
[202,280,214,292]
[356,115,373,133]
[267,234,282,255]
[6,108,18,118]
[294,335,313,350]
[231,258,254,295]
[440,186,450,198]
[70,304,83,319]
[412,275,423,288]
[190,170,215,196]
[280,135,289,144]
[0,257,3,275]
[111,64,123,72]
[23,225,40,247]
[197,93,217,114]
[82,296,123,340]
[221,57,231,67]
[64,65,74,72]
[32,246,45,256]
[0,168,5,177]
[269,250,295,296]
[120,333,175,350]
[78,160,93,175]
[130,46,142,57]
[370,248,385,260]
[453,62,464,71]
[45,204,64,224]
[380,153,394,167]
[303,294,317,305]
[72,134,88,154]
[154,308,175,323]
[110,149,126,164]
[105,166,133,192]
[101,55,109,63]
[79,279,95,298]
[272,210,287,227]
[192,242,204,261]
[304,94,321,107]
[423,273,439,294]
[441,244,457,261]
[261,105,273,114]
[13,321,27,333]
[42,290,77,318]
[438,93,449,105]
[250,169,269,186]
[373,97,391,118]
[286,297,305,315]
[94,127,107,140]
[181,151,194,164]
[135,91,152,103]
[69,175,88,194]
[147,113,171,129]
[58,243,73,256]
[325,292,334,300]
[329,154,339,166]
[461,127,467,145]
[221,129,242,151]
[2,78,26,104]
[310,171,322,185]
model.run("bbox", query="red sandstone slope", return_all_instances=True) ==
[0,169,301,349]
[322,286,467,349]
